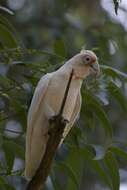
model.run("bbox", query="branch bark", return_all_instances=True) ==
[26,69,74,190]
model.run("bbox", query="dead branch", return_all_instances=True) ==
[26,69,74,190]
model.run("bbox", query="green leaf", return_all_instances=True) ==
[0,161,5,171]
[3,140,24,172]
[79,147,112,189]
[3,184,15,190]
[0,23,18,48]
[10,99,27,130]
[0,176,8,185]
[0,15,22,48]
[3,140,25,160]
[0,15,15,32]
[101,65,127,81]
[57,161,79,189]
[0,76,12,89]
[0,177,15,190]
[109,146,127,161]
[104,151,120,190]
[82,91,113,137]
[89,102,112,136]
[50,175,62,190]
[23,48,65,60]
[63,147,84,190]
[91,160,112,189]
[3,141,14,172]
[0,6,14,15]
[53,39,66,58]
[0,177,7,190]
[108,81,127,112]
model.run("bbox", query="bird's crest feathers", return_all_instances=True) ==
[80,49,86,54]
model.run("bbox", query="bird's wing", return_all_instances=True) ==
[25,73,52,179]
[61,92,82,144]
[27,73,52,127]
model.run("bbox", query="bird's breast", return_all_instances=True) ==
[44,75,81,121]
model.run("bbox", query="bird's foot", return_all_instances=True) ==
[48,116,69,136]
[49,115,59,123]
[49,115,69,125]
[61,118,69,125]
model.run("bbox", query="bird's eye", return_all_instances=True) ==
[82,54,96,65]
[83,55,91,63]
[85,56,90,63]
[86,57,90,61]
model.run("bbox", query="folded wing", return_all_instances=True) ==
[25,73,52,179]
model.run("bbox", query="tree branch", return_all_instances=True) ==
[26,69,74,190]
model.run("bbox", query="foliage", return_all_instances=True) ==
[0,0,127,190]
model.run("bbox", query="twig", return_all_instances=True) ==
[26,69,74,190]
[59,69,74,115]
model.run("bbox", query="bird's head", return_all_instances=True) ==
[70,49,100,80]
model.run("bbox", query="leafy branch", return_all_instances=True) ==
[0,47,65,61]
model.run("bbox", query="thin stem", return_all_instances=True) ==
[59,69,74,116]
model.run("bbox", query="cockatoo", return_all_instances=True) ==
[25,50,100,179]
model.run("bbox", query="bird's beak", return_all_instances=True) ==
[90,61,100,77]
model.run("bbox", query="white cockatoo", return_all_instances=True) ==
[25,50,100,179]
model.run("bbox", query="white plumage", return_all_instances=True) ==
[25,50,100,179]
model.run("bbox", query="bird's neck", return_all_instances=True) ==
[56,63,83,87]
[58,61,88,82]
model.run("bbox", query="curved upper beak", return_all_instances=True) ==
[90,61,100,77]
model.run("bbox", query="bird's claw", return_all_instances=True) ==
[49,115,69,125]
[49,115,58,122]
[61,118,69,125]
